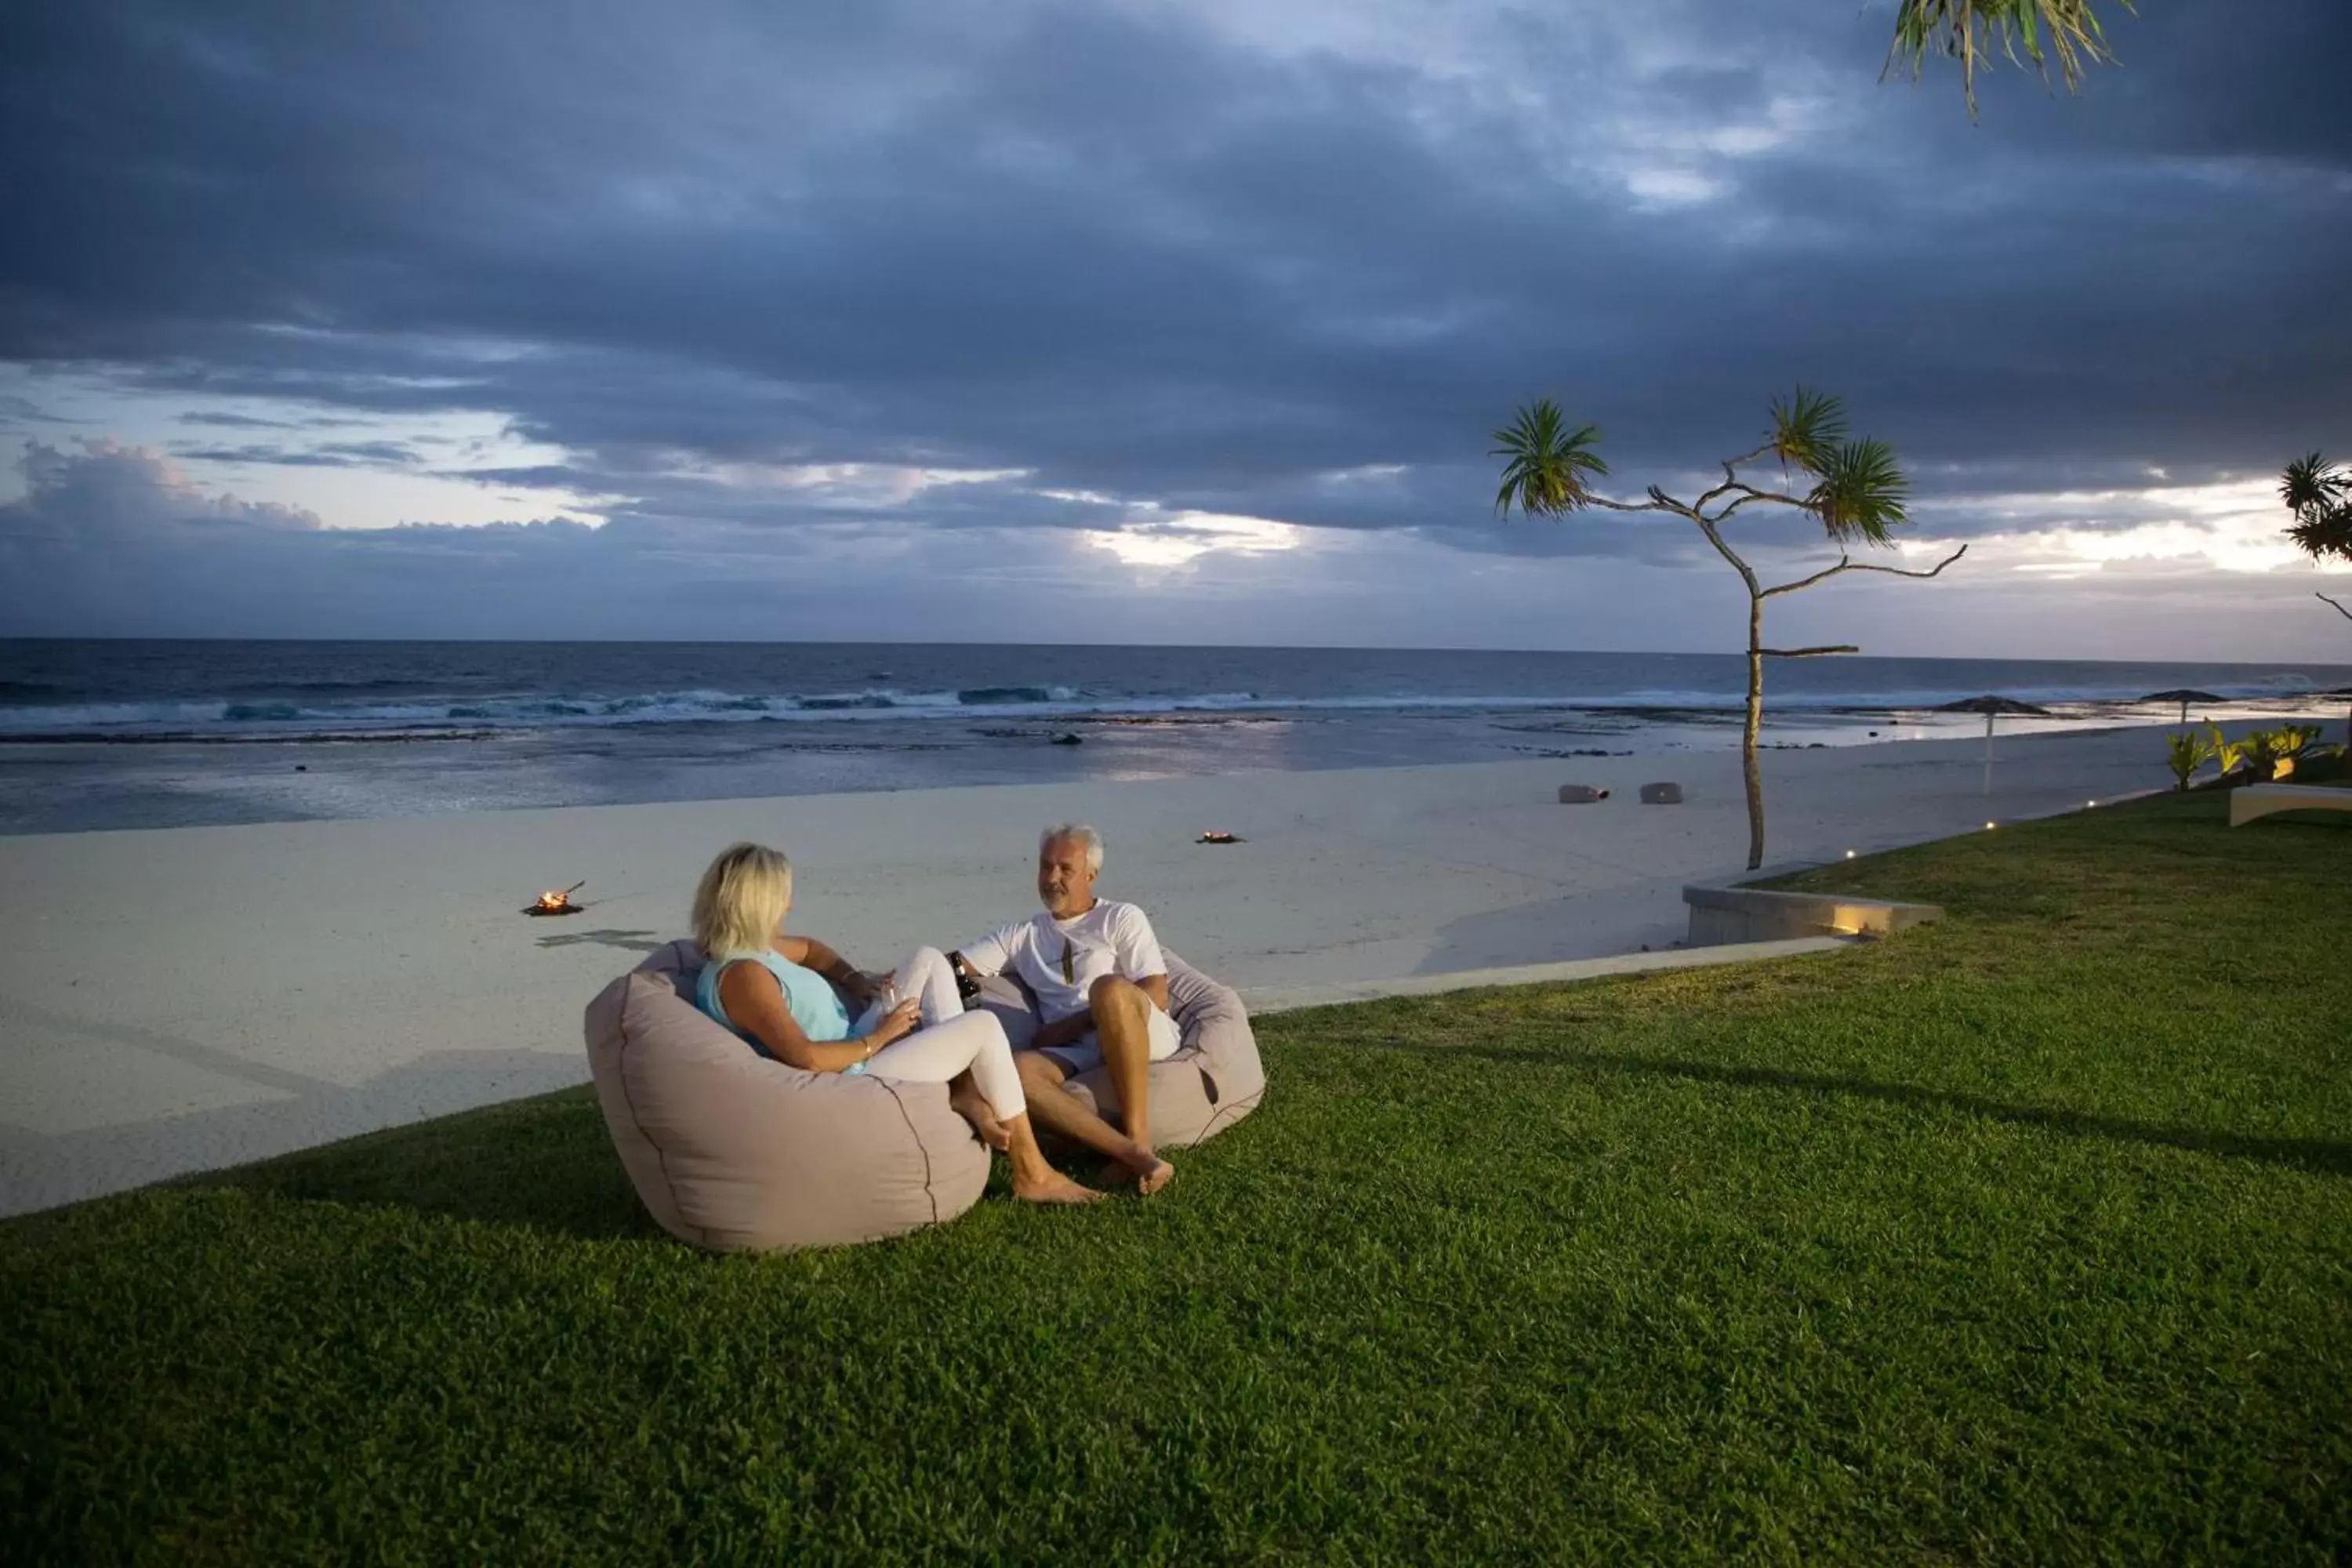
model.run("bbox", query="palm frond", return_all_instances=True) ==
[1767,386,1848,477]
[1490,398,1608,517]
[1806,438,1911,546]
[2281,452,2351,514]
[1886,0,2133,118]
[2286,511,2352,566]
[2280,452,2352,565]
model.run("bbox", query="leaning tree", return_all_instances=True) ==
[1885,0,2138,115]
[1492,390,1966,870]
[2281,451,2352,744]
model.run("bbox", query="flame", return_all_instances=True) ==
[537,891,568,909]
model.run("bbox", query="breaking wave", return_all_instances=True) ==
[4,674,2343,742]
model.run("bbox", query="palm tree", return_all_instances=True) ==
[1885,0,2137,116]
[2281,452,2352,746]
[1491,389,1966,870]
[2282,452,2352,569]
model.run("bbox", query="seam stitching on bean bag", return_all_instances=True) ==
[873,1076,940,1225]
[1195,1087,1265,1143]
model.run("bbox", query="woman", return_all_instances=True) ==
[690,841,1100,1207]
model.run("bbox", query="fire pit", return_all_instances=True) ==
[524,880,586,916]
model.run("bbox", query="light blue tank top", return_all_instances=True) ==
[695,949,866,1069]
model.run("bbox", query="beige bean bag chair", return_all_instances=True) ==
[968,950,1265,1148]
[583,940,989,1252]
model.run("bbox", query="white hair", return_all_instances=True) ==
[1040,822,1104,873]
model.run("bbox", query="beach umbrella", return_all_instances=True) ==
[2140,688,2224,726]
[1936,695,2056,795]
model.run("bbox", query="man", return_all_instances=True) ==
[951,824,1178,1196]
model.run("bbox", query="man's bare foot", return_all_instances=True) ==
[1012,1169,1106,1205]
[1103,1152,1174,1196]
[949,1087,1011,1151]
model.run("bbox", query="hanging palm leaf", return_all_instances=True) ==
[1886,0,2135,116]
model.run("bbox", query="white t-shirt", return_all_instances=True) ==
[960,899,1167,1024]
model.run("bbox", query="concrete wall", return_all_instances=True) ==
[1683,882,1944,946]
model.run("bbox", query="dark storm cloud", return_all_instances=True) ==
[2,0,2348,557]
[0,439,1269,642]
[1,437,2336,658]
[169,437,420,467]
[0,394,64,424]
[176,410,297,429]
[0,441,320,539]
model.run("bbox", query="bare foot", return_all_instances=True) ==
[949,1088,1011,1152]
[1103,1153,1174,1196]
[1012,1169,1106,1205]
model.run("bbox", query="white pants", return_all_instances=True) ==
[852,947,1025,1121]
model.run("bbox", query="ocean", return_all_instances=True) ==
[2,639,2347,835]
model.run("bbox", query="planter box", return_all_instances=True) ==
[1683,880,1944,946]
[2230,782,2352,827]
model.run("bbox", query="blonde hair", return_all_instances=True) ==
[691,842,794,956]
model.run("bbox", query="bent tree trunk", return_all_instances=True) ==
[1744,593,1766,870]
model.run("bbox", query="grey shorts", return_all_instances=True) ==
[1035,1004,1183,1076]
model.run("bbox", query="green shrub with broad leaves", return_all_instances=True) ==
[2223,724,2335,785]
[2281,724,2326,760]
[2164,730,2214,791]
[2207,725,2249,781]
[2241,729,2292,782]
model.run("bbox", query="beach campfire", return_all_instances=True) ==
[526,880,586,916]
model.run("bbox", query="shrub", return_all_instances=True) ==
[2232,725,2329,783]
[2163,730,2213,791]
[2207,724,2249,782]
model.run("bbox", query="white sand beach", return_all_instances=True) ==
[0,725,2194,1215]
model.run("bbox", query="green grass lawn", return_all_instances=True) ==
[5,793,2349,1563]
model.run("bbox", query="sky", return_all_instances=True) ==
[2,0,2348,659]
